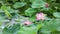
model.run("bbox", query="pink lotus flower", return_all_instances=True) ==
[24,21,32,25]
[45,3,49,8]
[36,13,45,20]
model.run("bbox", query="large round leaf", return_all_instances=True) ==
[53,12,60,18]
[31,0,46,8]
